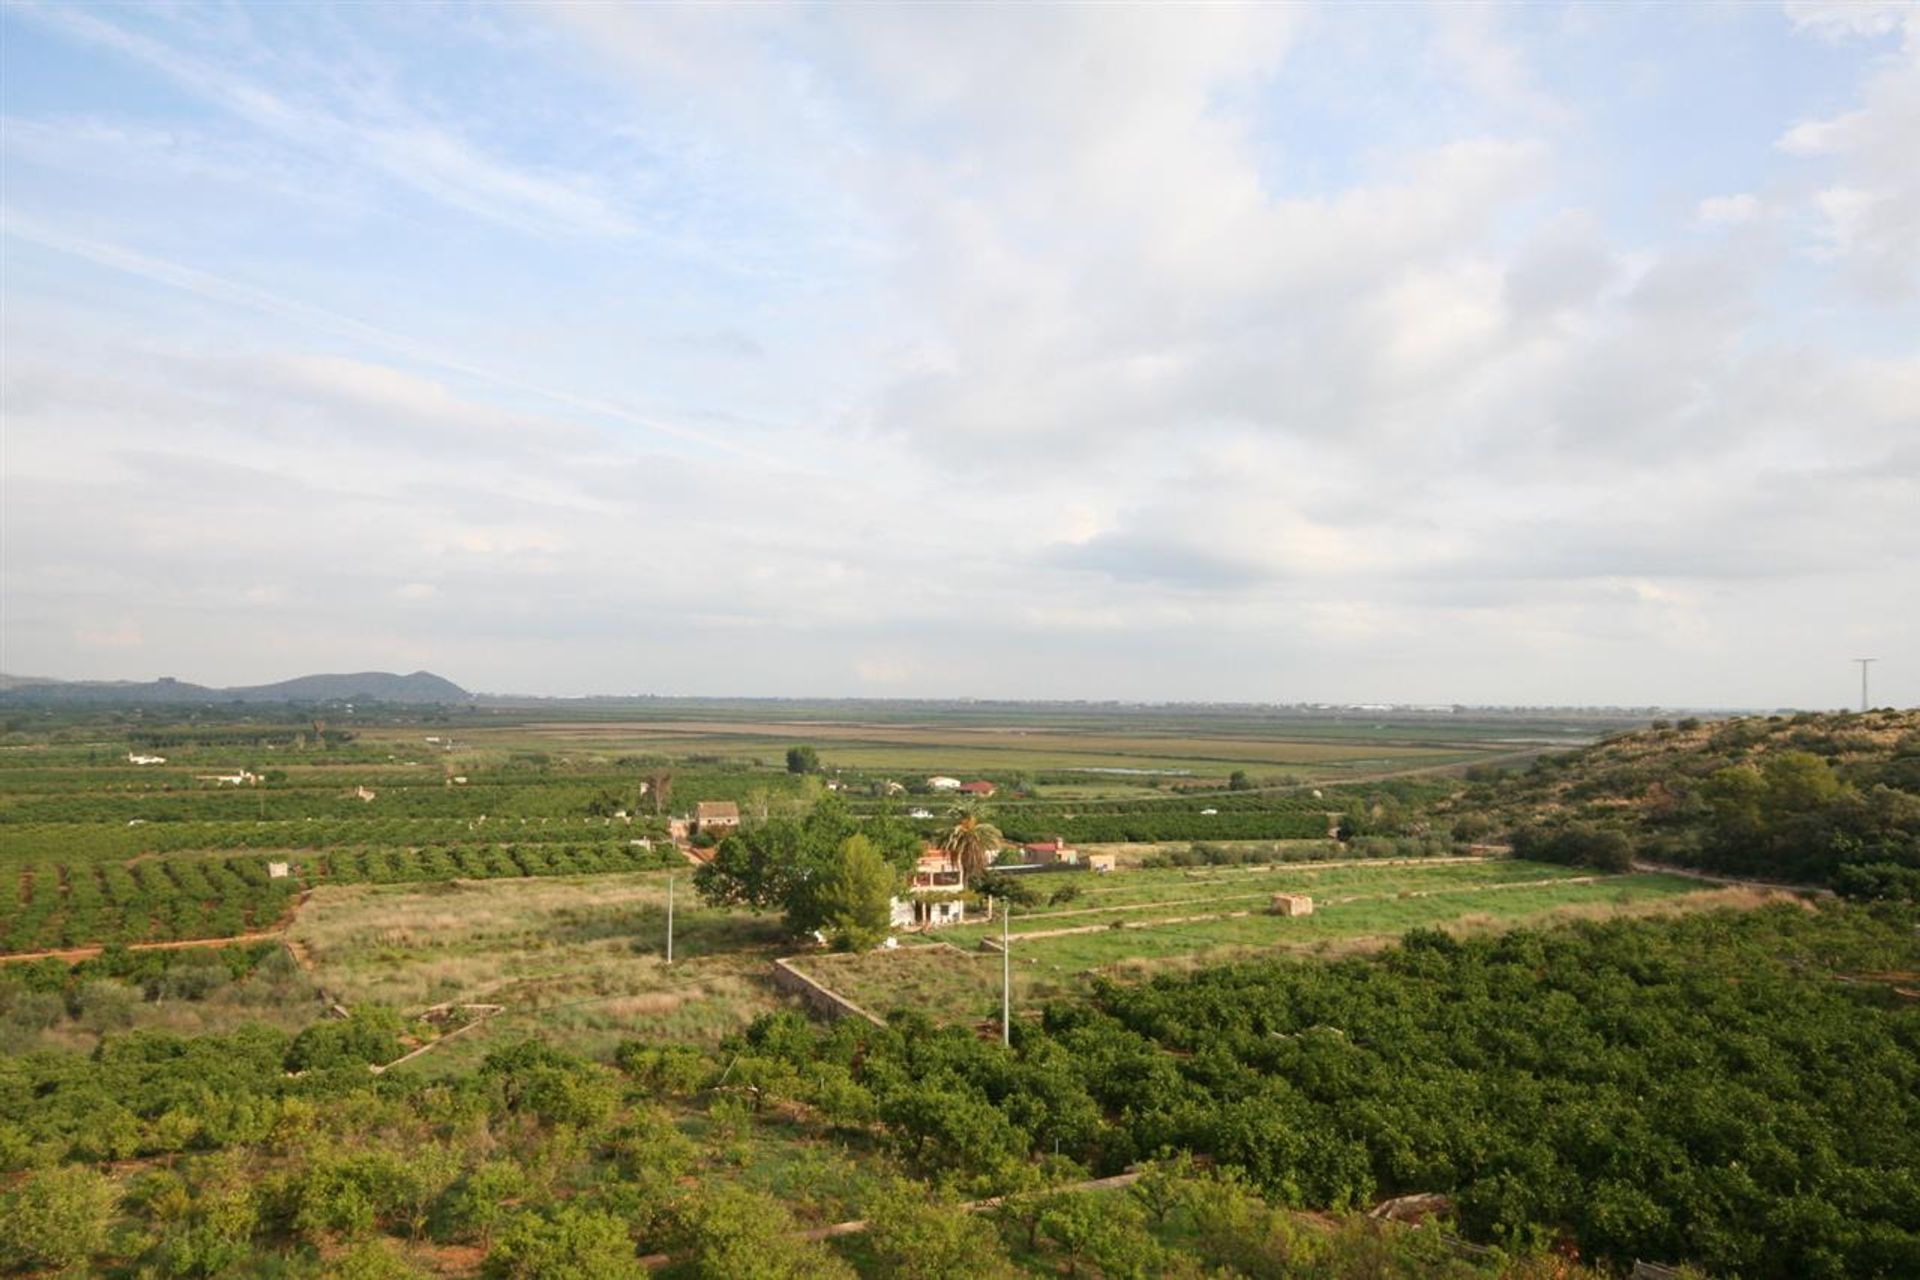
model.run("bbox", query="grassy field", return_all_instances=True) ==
[289,871,790,1070]
[788,863,1756,1024]
[951,857,1603,940]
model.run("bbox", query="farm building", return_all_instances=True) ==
[127,753,167,765]
[1270,893,1314,917]
[926,776,963,791]
[957,780,997,797]
[1021,839,1077,866]
[692,801,741,836]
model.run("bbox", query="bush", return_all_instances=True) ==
[669,1184,853,1280]
[863,1179,1011,1279]
[1834,861,1920,902]
[335,1239,431,1279]
[286,1007,404,1072]
[70,978,136,1033]
[485,1206,641,1280]
[0,1165,116,1272]
[1509,822,1634,872]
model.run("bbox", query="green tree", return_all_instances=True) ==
[864,1178,1011,1279]
[485,1206,641,1280]
[440,1160,527,1247]
[786,745,820,774]
[1039,1191,1159,1278]
[696,797,918,935]
[285,1006,403,1071]
[673,1184,854,1280]
[1228,770,1253,791]
[822,834,899,950]
[1129,1151,1198,1227]
[991,1154,1085,1252]
[0,1165,116,1272]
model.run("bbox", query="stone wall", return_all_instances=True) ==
[770,957,886,1026]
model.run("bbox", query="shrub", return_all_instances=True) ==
[0,1165,116,1272]
[286,1007,404,1072]
[862,1179,1010,1280]
[485,1206,641,1280]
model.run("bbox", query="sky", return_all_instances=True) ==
[1,1,1915,708]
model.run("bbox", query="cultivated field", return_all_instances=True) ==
[0,704,1616,955]
[480,718,1488,778]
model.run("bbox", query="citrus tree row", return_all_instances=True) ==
[1,858,296,953]
[0,839,681,953]
[0,816,669,865]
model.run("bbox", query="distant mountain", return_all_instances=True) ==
[0,670,470,706]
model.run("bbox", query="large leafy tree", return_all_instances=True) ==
[694,797,917,935]
[939,800,1004,880]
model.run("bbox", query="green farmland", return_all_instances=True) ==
[787,859,1744,1024]
[0,703,1612,955]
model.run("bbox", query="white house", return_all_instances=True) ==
[926,776,963,792]
[127,753,167,765]
[889,848,967,930]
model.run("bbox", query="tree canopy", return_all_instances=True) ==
[693,796,919,935]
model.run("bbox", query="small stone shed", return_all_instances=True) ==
[1269,892,1314,917]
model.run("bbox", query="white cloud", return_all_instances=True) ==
[1775,10,1920,297]
[12,2,635,239]
[2,3,1915,705]
[1696,193,1761,225]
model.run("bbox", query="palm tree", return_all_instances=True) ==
[939,799,1004,881]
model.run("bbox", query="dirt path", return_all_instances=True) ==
[0,891,312,965]
[0,928,293,966]
[283,936,315,972]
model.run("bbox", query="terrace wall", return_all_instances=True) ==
[770,956,886,1027]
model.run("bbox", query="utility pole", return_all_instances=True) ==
[666,873,675,965]
[1853,658,1878,713]
[1001,903,1011,1046]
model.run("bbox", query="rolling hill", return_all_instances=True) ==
[0,670,470,706]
